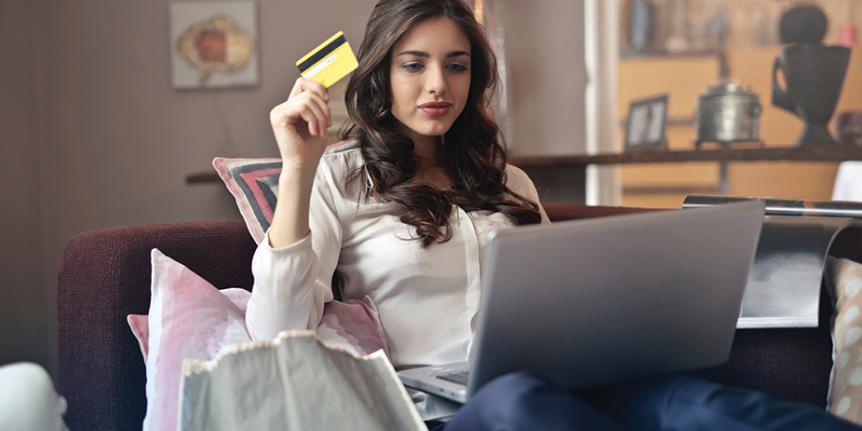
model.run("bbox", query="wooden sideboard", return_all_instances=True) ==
[513,146,862,204]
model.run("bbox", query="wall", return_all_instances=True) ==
[6,0,589,379]
[0,0,48,370]
[5,0,377,379]
[496,0,587,156]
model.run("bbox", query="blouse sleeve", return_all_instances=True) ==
[245,161,342,340]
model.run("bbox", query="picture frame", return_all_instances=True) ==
[169,1,259,89]
[624,94,669,151]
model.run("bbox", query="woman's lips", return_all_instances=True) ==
[418,102,452,118]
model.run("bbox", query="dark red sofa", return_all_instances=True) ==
[57,204,838,430]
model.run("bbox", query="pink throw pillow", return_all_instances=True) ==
[141,249,250,431]
[126,288,251,361]
[127,314,149,359]
[128,249,389,430]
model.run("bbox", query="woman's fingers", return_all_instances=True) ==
[298,106,320,138]
[298,93,328,136]
[290,92,330,136]
[288,77,330,102]
[304,91,332,129]
[270,91,331,137]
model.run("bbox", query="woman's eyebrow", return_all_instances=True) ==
[397,50,471,58]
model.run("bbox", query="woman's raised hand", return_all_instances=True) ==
[269,77,332,169]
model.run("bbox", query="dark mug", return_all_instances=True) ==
[771,43,850,146]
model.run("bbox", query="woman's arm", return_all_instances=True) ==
[267,77,332,248]
[268,165,318,247]
[246,161,344,340]
[246,77,340,340]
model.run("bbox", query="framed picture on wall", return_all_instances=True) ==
[169,1,259,89]
[624,94,669,151]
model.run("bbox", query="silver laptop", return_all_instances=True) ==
[398,201,764,403]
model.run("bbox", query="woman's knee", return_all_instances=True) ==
[462,371,552,420]
[480,371,549,397]
[0,363,67,430]
[447,371,623,431]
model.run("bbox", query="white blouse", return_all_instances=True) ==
[246,142,549,370]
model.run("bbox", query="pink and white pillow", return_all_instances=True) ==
[135,249,250,431]
[128,249,388,431]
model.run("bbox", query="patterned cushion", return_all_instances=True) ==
[829,257,862,423]
[213,142,354,244]
[213,157,282,244]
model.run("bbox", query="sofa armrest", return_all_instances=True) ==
[544,203,660,221]
[57,220,256,431]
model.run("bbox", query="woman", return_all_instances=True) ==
[250,0,544,370]
[250,0,859,429]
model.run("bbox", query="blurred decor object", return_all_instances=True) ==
[473,0,484,25]
[627,0,654,53]
[624,94,668,151]
[772,42,850,146]
[694,79,762,149]
[703,5,730,49]
[839,0,858,47]
[778,4,827,44]
[839,24,858,47]
[837,111,862,147]
[772,4,850,147]
[664,0,689,52]
[170,1,258,89]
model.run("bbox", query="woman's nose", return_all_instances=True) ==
[425,64,447,96]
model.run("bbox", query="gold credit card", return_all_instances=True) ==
[296,31,359,88]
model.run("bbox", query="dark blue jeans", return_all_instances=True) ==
[440,372,861,431]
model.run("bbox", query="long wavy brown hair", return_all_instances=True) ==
[341,0,541,247]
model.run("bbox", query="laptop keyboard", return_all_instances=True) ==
[437,370,470,386]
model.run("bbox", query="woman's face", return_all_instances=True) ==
[389,17,472,142]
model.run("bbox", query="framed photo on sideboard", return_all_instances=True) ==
[625,94,668,151]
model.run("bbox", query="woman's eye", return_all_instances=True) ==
[447,63,469,73]
[402,62,425,73]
